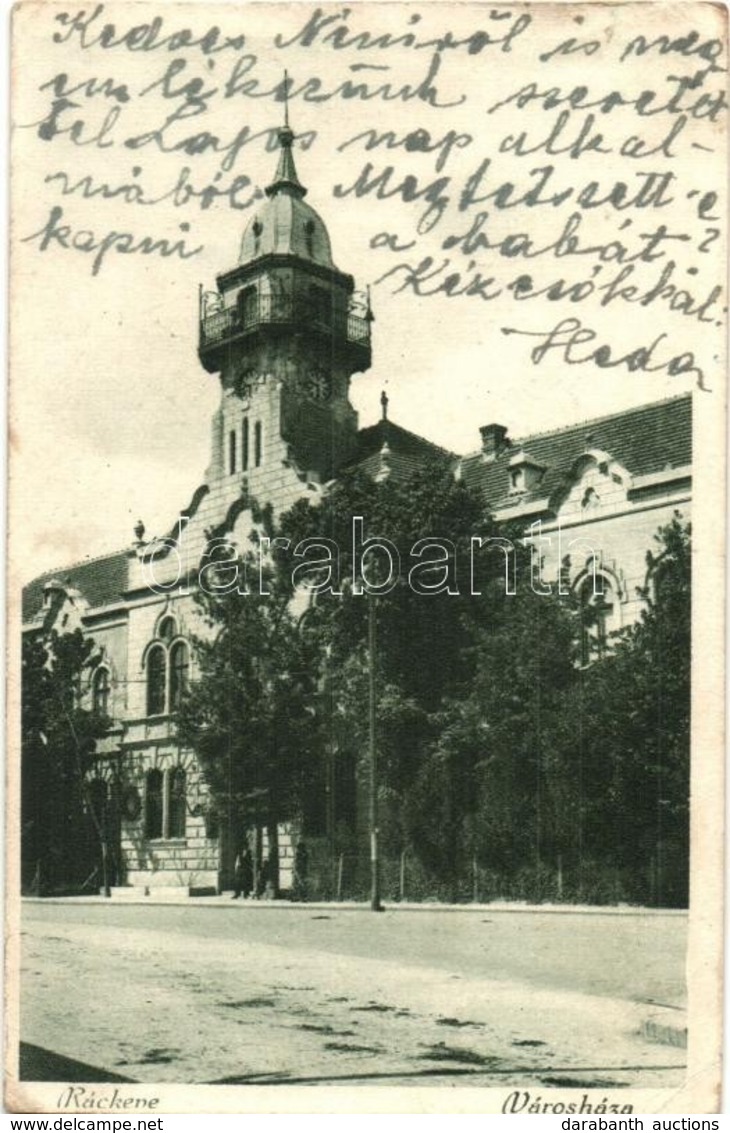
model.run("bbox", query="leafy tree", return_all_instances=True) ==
[21,629,109,895]
[176,540,321,896]
[566,515,691,905]
[408,559,578,896]
[278,461,577,893]
[277,462,492,847]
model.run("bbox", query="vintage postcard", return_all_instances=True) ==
[6,0,726,1115]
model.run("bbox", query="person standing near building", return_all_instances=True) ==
[292,839,309,902]
[232,844,253,899]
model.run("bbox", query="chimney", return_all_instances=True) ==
[480,423,508,460]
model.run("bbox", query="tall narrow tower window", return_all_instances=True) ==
[304,218,315,257]
[228,429,237,474]
[254,421,263,467]
[242,416,249,470]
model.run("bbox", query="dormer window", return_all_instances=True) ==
[510,467,525,493]
[42,579,66,610]
[508,449,544,495]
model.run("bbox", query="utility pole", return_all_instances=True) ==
[368,588,383,912]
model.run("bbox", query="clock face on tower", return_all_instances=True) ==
[236,368,270,399]
[302,368,332,402]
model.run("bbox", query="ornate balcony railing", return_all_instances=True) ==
[199,293,371,351]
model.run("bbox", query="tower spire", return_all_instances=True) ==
[265,72,306,199]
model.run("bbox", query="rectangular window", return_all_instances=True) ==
[229,429,237,474]
[145,770,163,839]
[242,416,249,470]
[254,421,262,467]
[145,767,186,840]
[168,768,186,838]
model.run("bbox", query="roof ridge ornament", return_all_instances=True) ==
[265,71,307,200]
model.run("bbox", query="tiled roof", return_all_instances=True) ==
[347,419,455,480]
[22,549,130,624]
[460,394,692,510]
[22,397,691,625]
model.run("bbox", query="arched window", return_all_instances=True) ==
[145,769,163,839]
[242,416,249,471]
[92,667,110,716]
[168,767,187,838]
[578,575,615,666]
[254,421,262,467]
[146,644,166,716]
[146,616,190,717]
[169,641,190,711]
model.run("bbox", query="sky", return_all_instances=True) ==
[10,1,725,585]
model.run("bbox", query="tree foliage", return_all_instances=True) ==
[176,543,321,893]
[278,460,579,892]
[561,514,691,905]
[21,629,109,894]
[176,461,691,908]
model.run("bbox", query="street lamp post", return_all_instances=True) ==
[368,588,383,912]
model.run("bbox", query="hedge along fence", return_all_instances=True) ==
[292,837,687,908]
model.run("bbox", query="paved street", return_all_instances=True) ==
[20,901,687,1089]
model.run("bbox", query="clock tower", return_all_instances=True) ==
[198,118,372,504]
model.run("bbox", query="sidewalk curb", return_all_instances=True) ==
[22,895,688,916]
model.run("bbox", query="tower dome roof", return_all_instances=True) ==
[239,125,334,268]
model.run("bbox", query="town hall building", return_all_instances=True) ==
[22,120,692,897]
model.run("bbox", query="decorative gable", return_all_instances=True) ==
[554,448,631,523]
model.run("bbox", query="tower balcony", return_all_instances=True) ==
[198,292,372,374]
